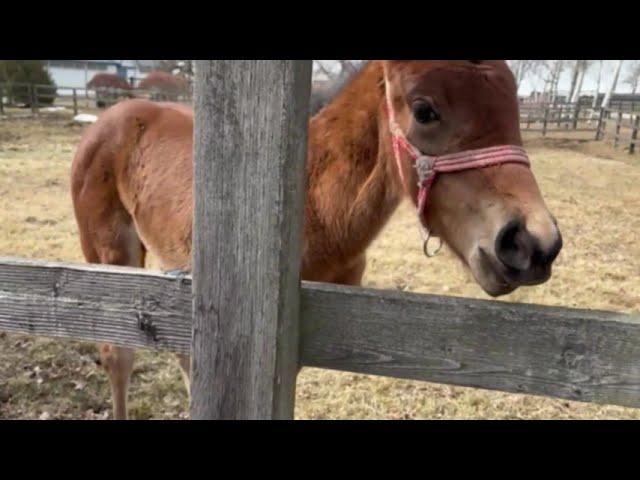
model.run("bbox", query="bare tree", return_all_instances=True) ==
[623,61,640,94]
[526,60,550,101]
[310,60,364,114]
[338,60,361,76]
[551,60,565,102]
[592,60,604,108]
[602,60,625,109]
[570,60,591,104]
[313,60,363,82]
[313,60,337,79]
[532,60,565,103]
[507,60,537,90]
[568,60,581,102]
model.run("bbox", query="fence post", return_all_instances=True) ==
[572,102,580,130]
[630,113,639,155]
[595,108,606,140]
[557,103,562,128]
[30,85,38,116]
[72,88,78,116]
[190,60,312,419]
[542,107,549,136]
[614,111,622,148]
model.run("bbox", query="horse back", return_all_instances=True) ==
[71,99,195,269]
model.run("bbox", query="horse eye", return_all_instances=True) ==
[412,102,439,124]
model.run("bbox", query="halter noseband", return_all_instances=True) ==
[383,76,531,255]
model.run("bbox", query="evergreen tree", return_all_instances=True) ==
[0,60,56,106]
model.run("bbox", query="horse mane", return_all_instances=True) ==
[309,62,366,116]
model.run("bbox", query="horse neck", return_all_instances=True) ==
[306,61,405,261]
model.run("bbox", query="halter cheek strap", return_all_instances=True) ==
[383,75,531,254]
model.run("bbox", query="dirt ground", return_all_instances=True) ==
[0,114,639,419]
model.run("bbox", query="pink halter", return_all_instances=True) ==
[384,79,531,228]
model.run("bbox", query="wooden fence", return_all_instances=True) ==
[519,102,602,136]
[520,102,639,154]
[0,82,192,118]
[596,109,640,154]
[1,60,640,419]
[0,82,79,116]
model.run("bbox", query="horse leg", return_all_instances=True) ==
[99,343,136,420]
[77,209,146,420]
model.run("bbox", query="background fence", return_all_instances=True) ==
[519,102,601,135]
[519,101,639,154]
[597,109,640,154]
[0,82,192,118]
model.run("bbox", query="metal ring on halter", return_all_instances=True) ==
[423,231,443,258]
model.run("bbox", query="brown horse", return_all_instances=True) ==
[70,60,562,419]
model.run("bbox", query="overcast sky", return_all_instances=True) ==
[517,60,636,96]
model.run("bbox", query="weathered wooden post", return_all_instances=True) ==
[614,111,622,149]
[557,103,563,128]
[572,102,580,130]
[72,88,78,116]
[630,113,639,155]
[595,108,606,140]
[190,60,312,420]
[30,84,38,116]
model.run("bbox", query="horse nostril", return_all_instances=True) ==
[495,219,533,271]
[532,230,563,267]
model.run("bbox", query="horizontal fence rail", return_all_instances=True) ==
[519,102,601,135]
[520,100,639,112]
[597,109,640,153]
[0,258,192,353]
[2,257,640,409]
[519,102,639,153]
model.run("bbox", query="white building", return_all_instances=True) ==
[45,60,156,94]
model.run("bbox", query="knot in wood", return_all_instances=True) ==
[137,311,158,341]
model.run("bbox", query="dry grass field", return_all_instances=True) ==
[0,114,639,419]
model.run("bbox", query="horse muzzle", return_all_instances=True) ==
[473,217,563,297]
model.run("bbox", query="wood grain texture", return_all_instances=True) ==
[191,60,312,419]
[0,257,192,353]
[301,282,640,408]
